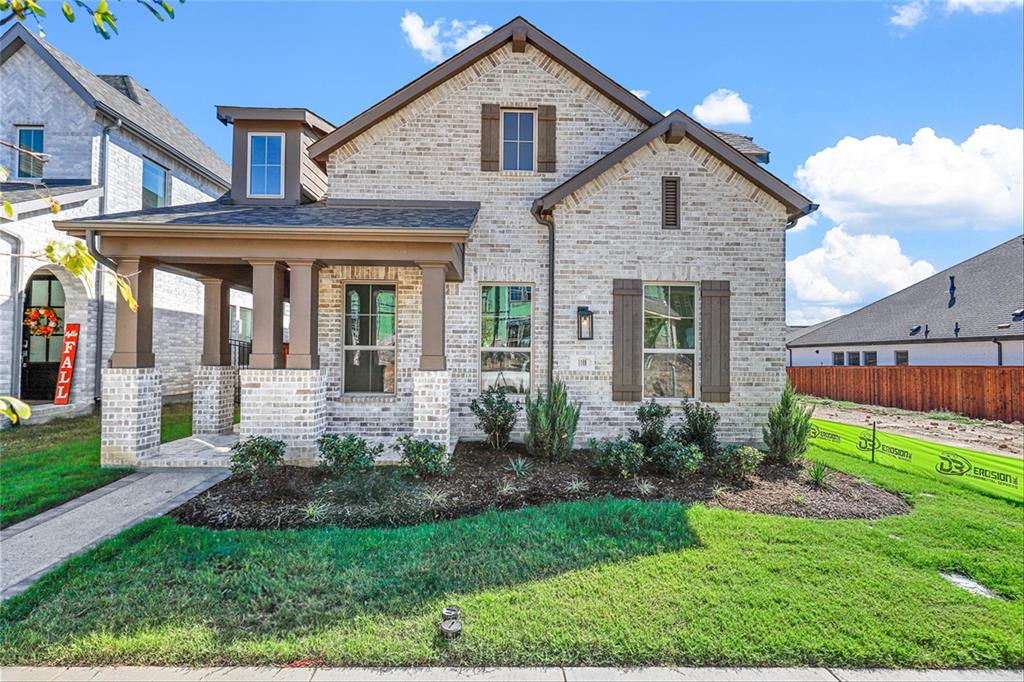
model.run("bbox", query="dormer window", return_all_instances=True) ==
[247,132,284,198]
[501,110,534,172]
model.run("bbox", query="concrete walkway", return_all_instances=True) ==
[0,469,227,600]
[1,667,1020,681]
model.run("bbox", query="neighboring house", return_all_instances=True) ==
[0,24,249,420]
[56,17,817,466]
[788,236,1024,367]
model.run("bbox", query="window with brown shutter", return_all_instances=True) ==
[699,280,731,402]
[481,103,500,171]
[537,105,556,173]
[612,279,643,402]
[662,176,680,229]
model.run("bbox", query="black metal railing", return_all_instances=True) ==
[229,338,251,368]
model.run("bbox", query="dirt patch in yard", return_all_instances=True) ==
[804,398,1024,458]
[171,442,909,530]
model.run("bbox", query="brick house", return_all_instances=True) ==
[1,24,251,422]
[55,17,817,465]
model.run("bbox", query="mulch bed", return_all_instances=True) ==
[171,441,910,530]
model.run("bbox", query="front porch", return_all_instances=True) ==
[57,200,476,467]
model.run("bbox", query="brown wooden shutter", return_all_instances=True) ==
[662,176,680,229]
[700,280,731,402]
[612,279,643,402]
[537,105,557,173]
[481,103,500,171]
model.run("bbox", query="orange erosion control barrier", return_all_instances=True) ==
[809,418,1023,503]
[787,366,1024,424]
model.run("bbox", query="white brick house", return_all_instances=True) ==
[55,17,818,466]
[0,24,246,420]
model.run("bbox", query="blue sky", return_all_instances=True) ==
[28,1,1024,324]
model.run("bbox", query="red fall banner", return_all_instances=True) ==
[54,323,80,405]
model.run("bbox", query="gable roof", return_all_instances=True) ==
[308,16,663,162]
[532,110,817,223]
[788,236,1024,347]
[713,130,769,163]
[0,23,230,189]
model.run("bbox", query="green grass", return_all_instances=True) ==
[798,395,985,425]
[0,403,196,528]
[1,444,1021,668]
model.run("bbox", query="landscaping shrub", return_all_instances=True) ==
[316,469,430,527]
[670,401,721,457]
[317,433,382,478]
[505,456,532,479]
[469,387,521,450]
[714,444,763,481]
[589,437,645,479]
[763,381,814,465]
[524,380,581,461]
[807,461,834,488]
[629,399,672,454]
[230,435,285,483]
[650,440,704,479]
[396,436,450,479]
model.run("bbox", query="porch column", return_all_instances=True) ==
[413,262,453,453]
[102,256,160,466]
[419,262,447,370]
[247,259,285,369]
[286,260,322,370]
[109,257,154,368]
[193,277,236,435]
[199,278,231,366]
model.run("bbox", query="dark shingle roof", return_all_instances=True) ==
[1,180,99,205]
[789,237,1024,346]
[62,200,479,231]
[712,130,769,162]
[1,25,230,188]
[786,319,839,344]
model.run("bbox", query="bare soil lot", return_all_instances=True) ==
[802,396,1024,458]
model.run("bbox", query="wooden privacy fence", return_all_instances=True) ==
[787,366,1024,424]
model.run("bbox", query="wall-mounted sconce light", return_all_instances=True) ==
[577,306,593,340]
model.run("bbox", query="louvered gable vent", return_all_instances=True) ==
[662,176,680,229]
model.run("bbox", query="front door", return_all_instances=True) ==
[20,273,66,401]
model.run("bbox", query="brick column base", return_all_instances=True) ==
[101,367,162,467]
[239,368,326,465]
[193,365,237,435]
[413,369,453,453]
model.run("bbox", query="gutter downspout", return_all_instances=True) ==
[992,337,1003,366]
[92,117,122,402]
[1,229,24,401]
[531,201,555,388]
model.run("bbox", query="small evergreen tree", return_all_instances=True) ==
[762,381,814,465]
[524,380,581,461]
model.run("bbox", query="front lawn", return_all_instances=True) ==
[0,402,196,528]
[1,443,1020,668]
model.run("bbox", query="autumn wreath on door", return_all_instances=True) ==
[24,306,61,336]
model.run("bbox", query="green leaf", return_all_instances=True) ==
[62,1,75,21]
[2,200,12,218]
[159,0,174,19]
[136,0,163,21]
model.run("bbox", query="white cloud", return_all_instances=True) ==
[946,0,1023,14]
[630,89,650,100]
[891,0,1021,31]
[787,212,818,234]
[787,227,935,310]
[787,305,844,327]
[891,1,928,28]
[400,11,493,64]
[795,125,1024,232]
[691,89,751,126]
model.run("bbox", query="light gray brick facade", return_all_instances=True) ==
[192,365,237,435]
[100,367,161,466]
[239,369,327,464]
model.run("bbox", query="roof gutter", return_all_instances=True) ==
[531,200,556,388]
[95,105,230,192]
[92,117,122,403]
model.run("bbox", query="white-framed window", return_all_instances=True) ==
[894,350,909,366]
[344,283,396,393]
[480,284,532,393]
[16,126,44,178]
[863,351,877,366]
[501,110,535,172]
[642,283,697,399]
[142,157,169,209]
[832,352,845,366]
[846,351,860,366]
[247,132,285,198]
